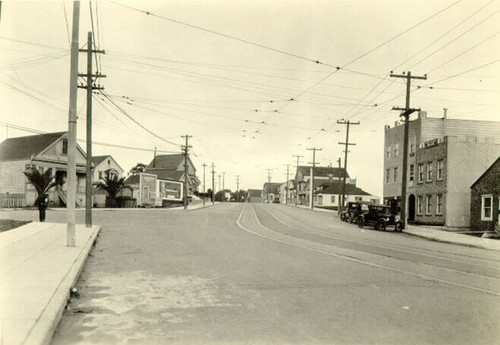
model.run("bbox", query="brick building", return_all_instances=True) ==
[470,157,499,232]
[384,112,500,228]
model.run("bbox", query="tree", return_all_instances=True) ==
[231,190,247,202]
[214,190,226,202]
[94,173,131,208]
[129,163,147,175]
[23,167,63,221]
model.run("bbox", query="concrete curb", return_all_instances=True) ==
[24,225,101,345]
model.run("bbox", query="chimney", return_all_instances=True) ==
[394,121,399,127]
[443,108,448,119]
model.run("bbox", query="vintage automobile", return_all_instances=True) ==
[356,204,403,232]
[340,201,370,223]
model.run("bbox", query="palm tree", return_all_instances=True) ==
[94,173,130,208]
[23,167,63,221]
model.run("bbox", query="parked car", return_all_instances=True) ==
[356,204,403,232]
[340,201,370,223]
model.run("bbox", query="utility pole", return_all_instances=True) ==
[337,157,342,214]
[307,147,322,210]
[211,162,215,204]
[284,164,291,204]
[390,71,427,229]
[78,31,105,228]
[236,175,240,200]
[66,1,80,247]
[293,154,303,206]
[266,169,272,183]
[202,163,207,207]
[337,119,360,212]
[218,174,221,193]
[181,135,192,210]
[223,172,225,191]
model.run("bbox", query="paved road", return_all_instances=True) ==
[4,203,499,344]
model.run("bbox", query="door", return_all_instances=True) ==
[408,194,416,222]
[142,186,149,205]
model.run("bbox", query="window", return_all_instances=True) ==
[61,139,68,155]
[317,195,323,206]
[437,160,444,180]
[98,171,103,179]
[410,136,416,154]
[409,164,415,181]
[418,164,424,183]
[436,194,443,215]
[481,195,493,221]
[426,195,432,215]
[355,197,362,201]
[107,159,111,165]
[386,169,391,184]
[386,146,391,159]
[426,162,433,182]
[331,195,335,204]
[417,196,423,215]
[393,167,398,183]
[394,143,399,158]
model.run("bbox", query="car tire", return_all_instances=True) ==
[357,217,365,228]
[377,220,387,231]
[395,222,404,232]
[340,213,346,222]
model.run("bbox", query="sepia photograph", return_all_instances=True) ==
[0,0,499,344]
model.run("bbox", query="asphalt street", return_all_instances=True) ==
[4,204,499,344]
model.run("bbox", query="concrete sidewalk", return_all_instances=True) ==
[0,222,100,345]
[295,204,500,251]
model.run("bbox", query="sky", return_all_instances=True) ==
[1,0,499,196]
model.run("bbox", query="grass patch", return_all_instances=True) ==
[0,219,31,233]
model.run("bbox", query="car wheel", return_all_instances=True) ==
[377,220,387,231]
[357,217,365,228]
[395,221,404,232]
[340,213,346,222]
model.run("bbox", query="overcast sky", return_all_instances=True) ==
[1,0,499,195]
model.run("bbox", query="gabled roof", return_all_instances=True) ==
[263,182,281,193]
[247,189,262,197]
[315,183,372,196]
[149,169,185,182]
[0,132,66,161]
[90,155,124,173]
[471,156,500,188]
[148,154,196,172]
[296,166,349,179]
[124,175,140,185]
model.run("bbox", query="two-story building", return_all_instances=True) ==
[295,166,350,206]
[0,132,87,207]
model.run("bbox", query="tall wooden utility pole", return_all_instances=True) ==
[79,31,105,228]
[236,175,240,196]
[390,71,427,229]
[211,162,215,204]
[307,147,321,210]
[181,135,192,210]
[266,169,272,183]
[284,164,290,204]
[202,163,207,207]
[337,157,342,214]
[218,174,221,193]
[66,1,80,247]
[222,172,225,191]
[337,119,360,212]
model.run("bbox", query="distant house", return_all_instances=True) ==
[295,165,351,206]
[470,157,500,233]
[314,183,380,210]
[91,155,125,207]
[0,132,87,207]
[146,154,200,197]
[91,155,124,183]
[247,189,263,203]
[262,182,281,203]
